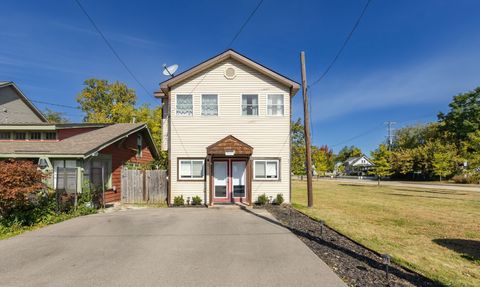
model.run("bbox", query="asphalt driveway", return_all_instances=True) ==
[0,207,345,287]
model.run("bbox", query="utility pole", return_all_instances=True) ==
[300,51,313,208]
[384,121,396,149]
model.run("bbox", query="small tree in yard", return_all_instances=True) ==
[432,141,458,181]
[370,144,393,185]
[0,160,46,218]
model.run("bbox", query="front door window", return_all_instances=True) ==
[213,160,247,203]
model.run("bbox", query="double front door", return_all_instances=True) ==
[213,160,247,203]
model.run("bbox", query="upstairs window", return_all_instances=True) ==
[29,132,41,140]
[179,159,205,180]
[267,94,284,116]
[242,94,258,116]
[15,132,26,140]
[45,132,57,140]
[201,94,218,116]
[0,132,10,140]
[176,94,193,116]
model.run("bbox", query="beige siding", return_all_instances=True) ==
[0,85,45,123]
[169,59,291,204]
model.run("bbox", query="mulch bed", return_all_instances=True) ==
[265,204,442,287]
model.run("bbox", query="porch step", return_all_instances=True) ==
[208,203,252,210]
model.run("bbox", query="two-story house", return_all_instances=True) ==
[156,50,300,205]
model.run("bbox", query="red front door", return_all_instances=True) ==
[213,159,247,203]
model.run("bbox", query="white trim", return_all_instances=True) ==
[253,159,280,180]
[179,159,205,180]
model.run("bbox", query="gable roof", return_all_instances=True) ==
[0,123,160,159]
[0,81,48,122]
[207,135,253,156]
[155,49,300,98]
[345,155,373,166]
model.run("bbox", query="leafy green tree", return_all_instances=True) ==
[312,145,334,175]
[43,108,69,123]
[76,79,165,167]
[335,145,362,163]
[391,149,414,176]
[392,123,439,150]
[369,144,393,185]
[291,118,306,175]
[77,79,136,123]
[438,86,480,144]
[431,141,459,181]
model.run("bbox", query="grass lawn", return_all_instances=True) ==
[292,179,480,287]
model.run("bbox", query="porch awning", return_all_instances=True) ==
[206,135,253,157]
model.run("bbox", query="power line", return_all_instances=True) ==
[385,121,396,148]
[30,99,80,110]
[73,0,153,100]
[330,114,435,149]
[310,0,372,87]
[226,0,265,49]
[188,0,265,94]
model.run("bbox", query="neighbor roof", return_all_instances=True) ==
[0,81,48,122]
[0,123,159,159]
[155,49,300,98]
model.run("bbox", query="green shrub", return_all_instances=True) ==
[274,193,284,205]
[452,173,480,184]
[256,194,268,205]
[191,196,202,205]
[173,195,184,206]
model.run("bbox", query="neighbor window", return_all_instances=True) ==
[201,94,218,116]
[267,94,284,116]
[176,94,193,116]
[29,131,41,140]
[254,159,279,180]
[137,134,143,157]
[179,159,205,180]
[45,132,57,140]
[242,94,258,116]
[15,132,26,140]
[0,132,10,140]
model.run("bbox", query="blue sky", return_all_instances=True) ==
[1,0,479,154]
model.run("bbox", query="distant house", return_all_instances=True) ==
[0,81,47,123]
[156,49,300,205]
[0,82,159,203]
[342,155,374,175]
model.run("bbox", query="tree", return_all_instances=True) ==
[76,79,164,166]
[291,118,306,175]
[77,79,136,123]
[312,145,334,175]
[391,149,414,176]
[369,144,393,185]
[43,108,70,123]
[438,86,480,144]
[431,141,459,181]
[392,123,439,150]
[0,160,46,217]
[335,145,362,163]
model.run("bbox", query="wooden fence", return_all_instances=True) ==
[121,169,167,204]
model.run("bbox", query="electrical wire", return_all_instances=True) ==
[73,0,154,100]
[310,0,372,87]
[226,0,265,48]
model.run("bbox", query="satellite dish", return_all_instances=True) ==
[163,64,178,77]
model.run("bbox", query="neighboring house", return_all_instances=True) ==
[342,155,374,175]
[0,81,48,123]
[156,49,300,205]
[0,123,159,202]
[0,82,159,203]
